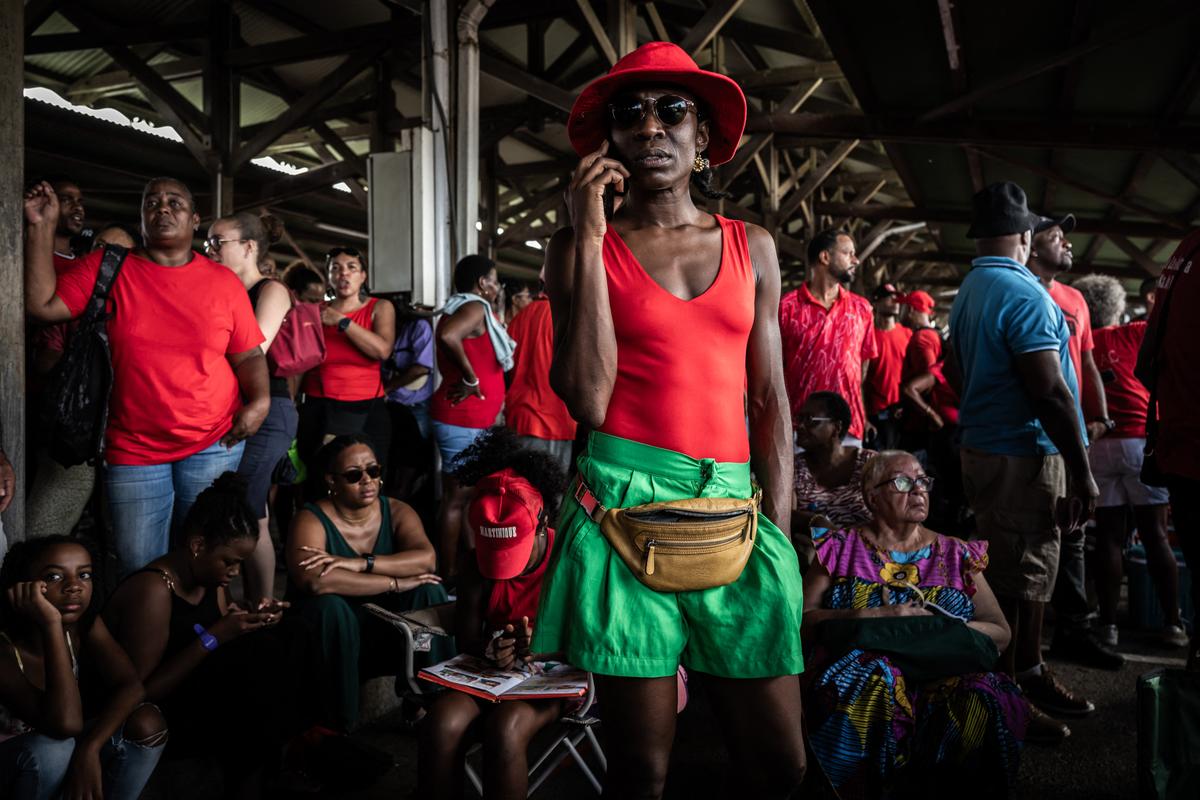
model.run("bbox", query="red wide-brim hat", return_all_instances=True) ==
[568,41,747,167]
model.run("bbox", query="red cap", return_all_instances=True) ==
[469,468,543,580]
[568,42,747,167]
[900,290,936,314]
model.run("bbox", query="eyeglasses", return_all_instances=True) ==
[337,464,383,484]
[796,415,834,428]
[204,236,247,254]
[873,475,935,494]
[608,95,698,129]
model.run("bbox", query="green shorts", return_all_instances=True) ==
[532,432,805,679]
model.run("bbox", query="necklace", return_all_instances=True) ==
[330,498,374,527]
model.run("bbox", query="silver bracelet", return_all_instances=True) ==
[461,376,480,387]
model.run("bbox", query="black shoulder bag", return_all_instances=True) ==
[43,245,128,467]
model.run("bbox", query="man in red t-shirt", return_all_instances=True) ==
[505,290,577,474]
[779,229,878,446]
[1137,228,1200,668]
[864,283,911,450]
[1028,212,1121,671]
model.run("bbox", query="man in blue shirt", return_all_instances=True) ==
[949,182,1098,745]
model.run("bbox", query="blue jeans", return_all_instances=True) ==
[0,724,165,800]
[106,439,245,577]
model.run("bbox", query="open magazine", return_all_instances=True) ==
[419,654,589,703]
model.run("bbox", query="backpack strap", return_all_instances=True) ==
[82,244,128,323]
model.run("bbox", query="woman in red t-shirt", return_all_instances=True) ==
[297,247,396,492]
[418,429,566,798]
[430,255,506,579]
[24,177,270,579]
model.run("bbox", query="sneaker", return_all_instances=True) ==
[1161,624,1190,649]
[1024,704,1071,746]
[1095,623,1118,648]
[1048,628,1125,671]
[1020,667,1096,717]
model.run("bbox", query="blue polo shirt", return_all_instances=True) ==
[949,256,1085,456]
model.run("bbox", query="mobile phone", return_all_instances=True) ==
[603,183,615,221]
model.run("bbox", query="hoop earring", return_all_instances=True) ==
[692,154,709,173]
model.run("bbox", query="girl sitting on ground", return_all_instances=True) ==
[104,473,310,799]
[418,428,568,800]
[0,536,167,800]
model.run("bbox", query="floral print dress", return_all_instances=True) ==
[804,528,1029,799]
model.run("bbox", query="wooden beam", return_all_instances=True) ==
[656,1,829,60]
[479,52,575,113]
[222,22,392,69]
[727,63,843,91]
[813,202,1189,239]
[643,2,672,42]
[233,45,384,171]
[545,32,593,78]
[1108,235,1162,276]
[2,0,25,541]
[779,139,858,220]
[574,0,619,66]
[677,0,746,57]
[26,22,201,54]
[64,57,205,103]
[969,146,1180,228]
[718,80,822,192]
[246,160,362,210]
[755,112,1200,152]
[919,2,1200,122]
[243,0,327,35]
[1161,150,1200,193]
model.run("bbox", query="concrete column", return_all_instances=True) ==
[1,0,25,541]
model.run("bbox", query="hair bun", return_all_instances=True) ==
[210,471,249,495]
[261,214,285,246]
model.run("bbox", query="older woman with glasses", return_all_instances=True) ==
[801,450,1027,800]
[287,434,447,730]
[297,246,396,495]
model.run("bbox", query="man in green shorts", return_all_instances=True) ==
[532,42,806,798]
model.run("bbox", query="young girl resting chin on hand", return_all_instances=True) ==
[0,536,167,800]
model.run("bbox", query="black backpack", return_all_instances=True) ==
[43,245,127,467]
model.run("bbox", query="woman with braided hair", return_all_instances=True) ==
[104,473,311,796]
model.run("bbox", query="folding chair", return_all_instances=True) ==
[463,674,607,797]
[362,600,457,696]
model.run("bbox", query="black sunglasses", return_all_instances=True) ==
[337,464,382,484]
[608,95,698,130]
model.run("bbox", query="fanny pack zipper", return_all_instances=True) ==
[644,530,746,576]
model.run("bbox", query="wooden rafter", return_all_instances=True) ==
[677,0,746,57]
[479,52,575,113]
[778,139,858,220]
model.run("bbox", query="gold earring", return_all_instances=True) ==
[692,154,709,173]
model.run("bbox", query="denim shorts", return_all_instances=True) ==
[432,421,487,472]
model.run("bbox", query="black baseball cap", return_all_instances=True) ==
[871,283,899,301]
[1034,213,1076,236]
[966,182,1039,239]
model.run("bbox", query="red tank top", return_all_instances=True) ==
[599,215,754,462]
[302,298,384,401]
[484,527,555,629]
[430,324,506,428]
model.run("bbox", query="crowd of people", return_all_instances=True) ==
[1,39,1195,799]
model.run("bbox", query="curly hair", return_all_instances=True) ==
[451,427,568,518]
[1073,275,1127,329]
[0,535,100,639]
[179,472,258,547]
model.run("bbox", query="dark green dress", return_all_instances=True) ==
[291,498,451,729]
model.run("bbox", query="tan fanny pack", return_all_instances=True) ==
[573,477,759,593]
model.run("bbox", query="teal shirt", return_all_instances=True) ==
[949,256,1086,456]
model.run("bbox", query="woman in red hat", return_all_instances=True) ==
[532,42,806,797]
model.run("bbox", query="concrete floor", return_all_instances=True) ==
[313,625,1182,800]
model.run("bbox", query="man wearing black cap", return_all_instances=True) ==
[1028,213,1124,671]
[949,182,1098,745]
[864,283,912,450]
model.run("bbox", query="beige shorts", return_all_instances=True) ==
[960,448,1065,602]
